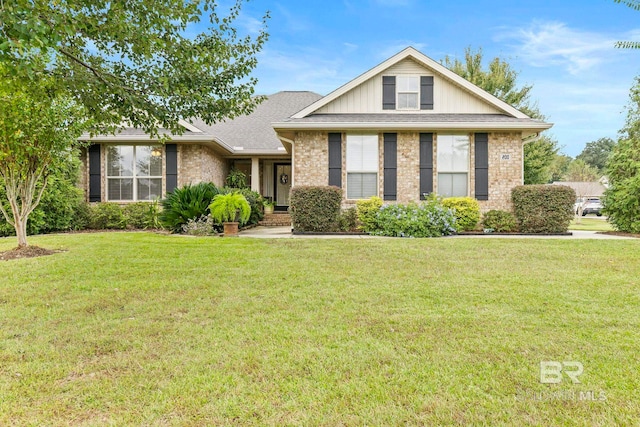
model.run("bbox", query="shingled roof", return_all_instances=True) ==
[81,91,322,155]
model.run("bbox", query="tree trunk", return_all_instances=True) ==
[15,215,28,248]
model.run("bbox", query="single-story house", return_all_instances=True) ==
[79,46,552,211]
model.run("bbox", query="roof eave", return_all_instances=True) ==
[272,121,553,132]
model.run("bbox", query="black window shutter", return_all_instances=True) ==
[475,133,489,201]
[382,76,396,110]
[383,133,397,201]
[165,144,178,194]
[420,76,434,110]
[419,133,433,200]
[88,144,101,202]
[328,133,342,187]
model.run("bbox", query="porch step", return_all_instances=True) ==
[259,213,292,227]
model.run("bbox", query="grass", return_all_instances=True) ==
[569,217,614,232]
[1,232,639,425]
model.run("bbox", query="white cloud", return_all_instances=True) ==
[495,21,629,75]
[376,41,428,59]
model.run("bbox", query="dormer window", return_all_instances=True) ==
[382,75,434,111]
[397,76,419,109]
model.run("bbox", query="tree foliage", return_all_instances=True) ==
[0,73,87,247]
[523,135,559,184]
[443,47,541,118]
[0,0,268,136]
[614,0,640,48]
[576,137,616,173]
[603,77,640,232]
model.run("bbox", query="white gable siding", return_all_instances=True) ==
[316,58,502,115]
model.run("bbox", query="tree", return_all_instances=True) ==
[563,159,601,182]
[603,77,640,233]
[523,135,559,184]
[443,47,542,118]
[549,153,573,182]
[576,137,616,173]
[0,75,87,248]
[443,47,558,184]
[0,0,268,136]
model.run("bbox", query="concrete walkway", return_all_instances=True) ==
[239,226,637,240]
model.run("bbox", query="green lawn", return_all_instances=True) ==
[1,233,639,425]
[569,217,614,231]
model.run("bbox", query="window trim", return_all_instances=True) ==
[106,144,163,202]
[346,134,379,200]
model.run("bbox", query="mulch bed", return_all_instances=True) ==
[0,246,63,261]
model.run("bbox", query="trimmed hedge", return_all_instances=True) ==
[442,197,480,231]
[511,185,575,233]
[290,186,342,232]
[356,196,383,232]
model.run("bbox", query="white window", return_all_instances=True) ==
[437,135,469,197]
[397,76,419,110]
[107,145,163,201]
[346,135,378,199]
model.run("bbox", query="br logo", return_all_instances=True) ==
[540,361,584,384]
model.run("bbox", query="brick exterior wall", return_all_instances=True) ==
[293,131,328,187]
[178,144,228,187]
[293,130,524,212]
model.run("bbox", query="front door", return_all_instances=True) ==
[274,163,291,210]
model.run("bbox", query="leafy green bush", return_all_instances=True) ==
[442,197,480,231]
[219,187,263,225]
[511,185,575,233]
[0,156,88,236]
[602,138,640,233]
[160,182,220,232]
[290,186,342,232]
[372,198,457,238]
[482,210,518,232]
[225,168,248,189]
[338,207,358,232]
[209,192,251,224]
[356,196,383,232]
[88,202,126,229]
[122,201,162,229]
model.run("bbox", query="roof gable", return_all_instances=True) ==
[292,47,529,119]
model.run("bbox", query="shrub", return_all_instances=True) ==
[442,197,481,231]
[182,215,215,236]
[209,192,251,224]
[289,186,342,232]
[160,182,219,232]
[219,187,264,225]
[372,198,457,238]
[122,201,162,230]
[0,156,88,236]
[88,202,126,229]
[511,185,575,233]
[338,207,358,232]
[356,196,383,232]
[482,210,518,232]
[225,168,248,189]
[602,138,640,233]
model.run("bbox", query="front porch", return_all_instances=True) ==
[231,158,292,211]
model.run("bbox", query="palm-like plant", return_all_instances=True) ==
[160,182,219,232]
[209,192,251,225]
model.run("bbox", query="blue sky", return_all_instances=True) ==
[231,0,640,156]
